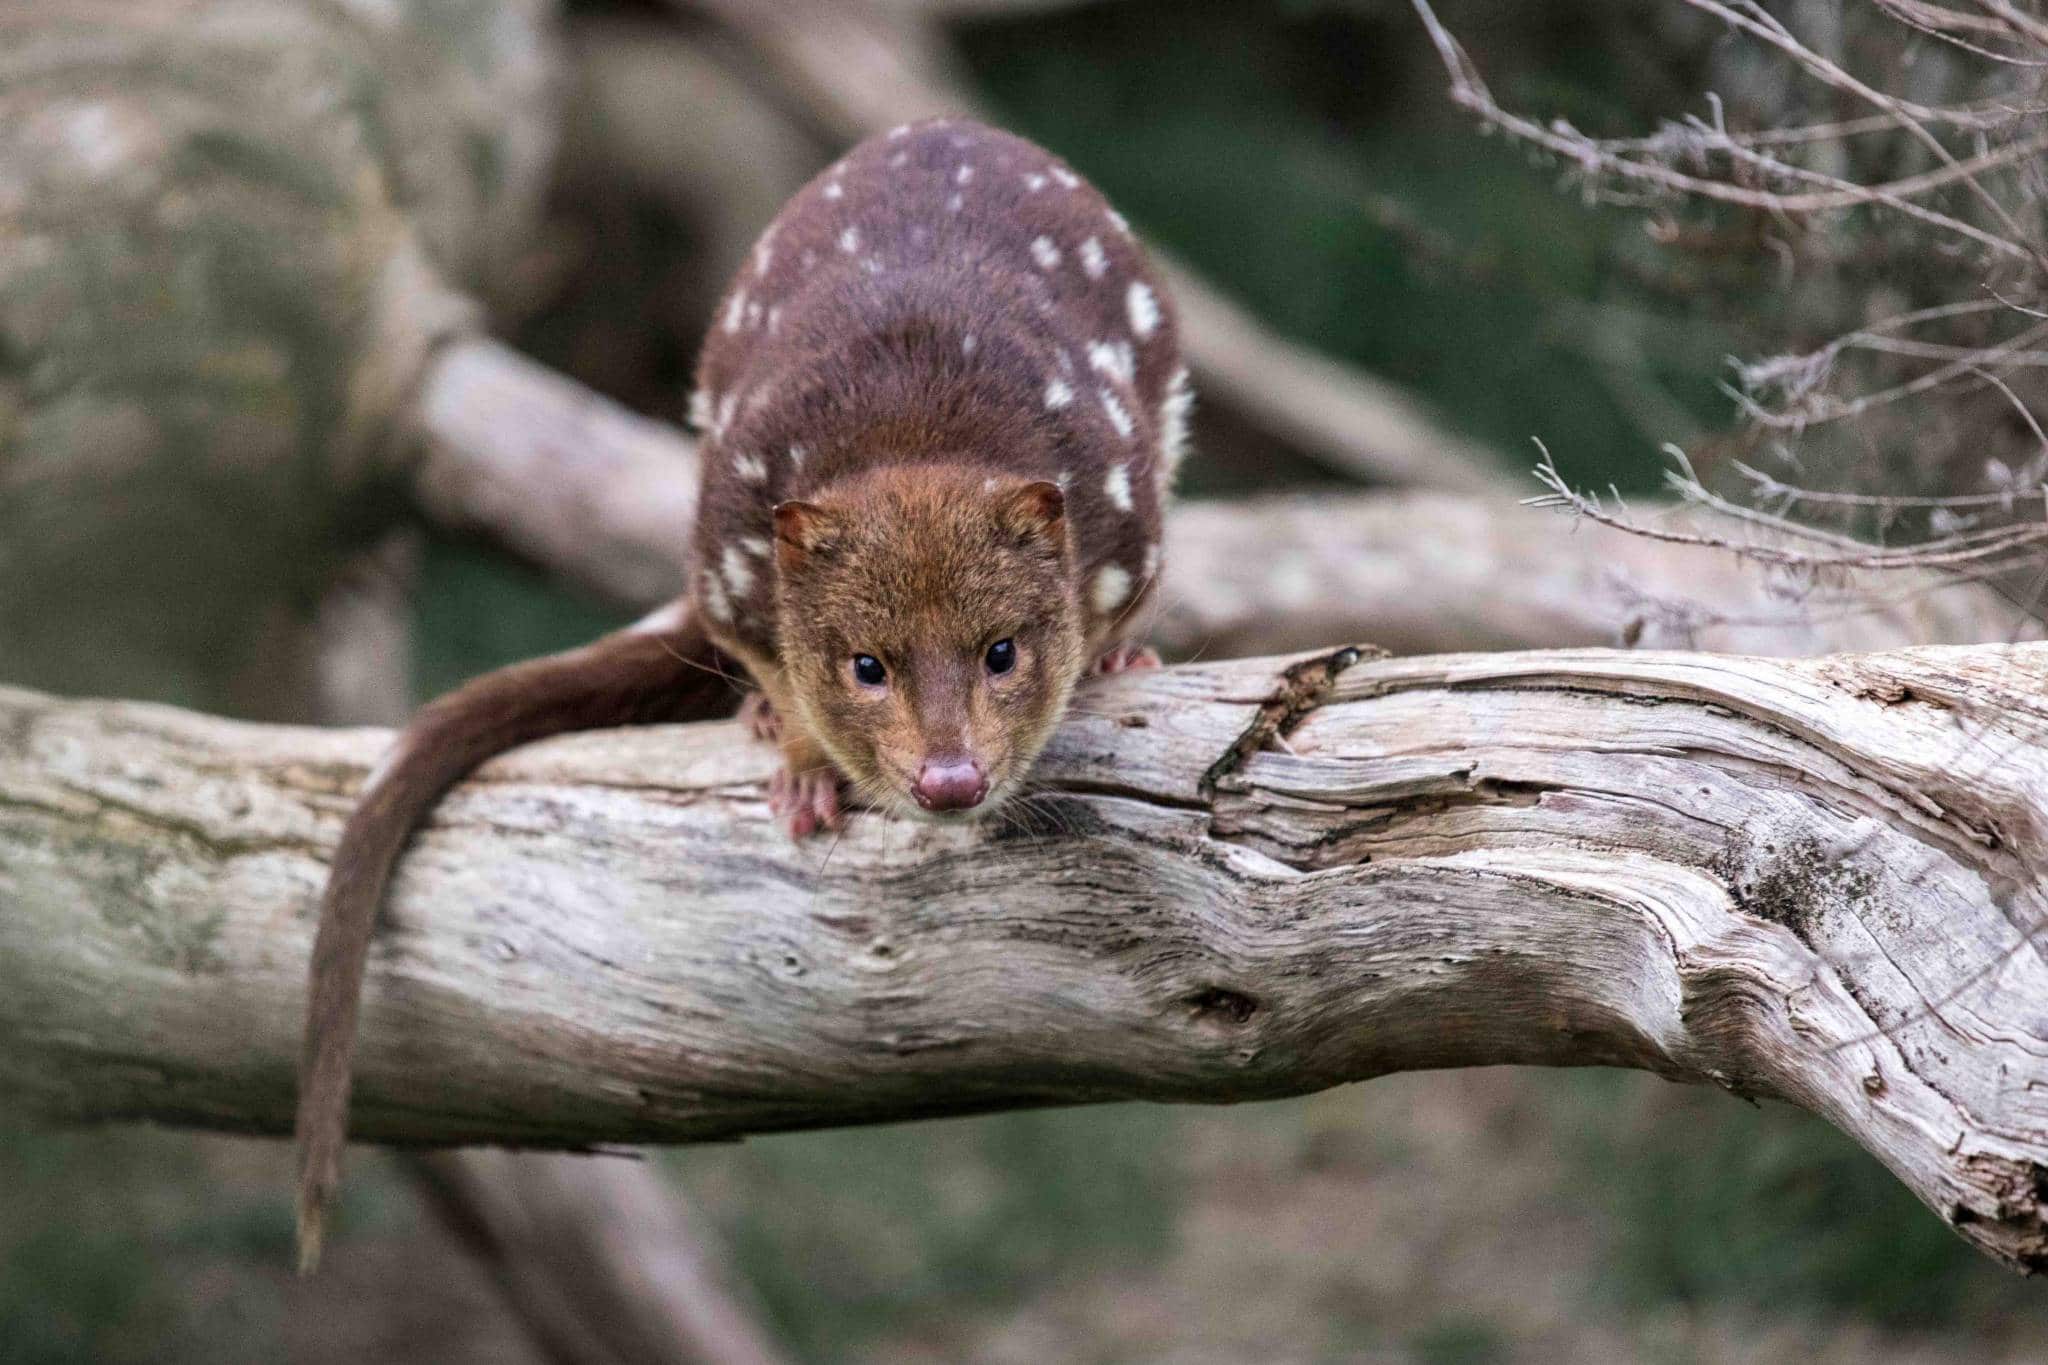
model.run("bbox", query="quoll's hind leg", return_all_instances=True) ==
[1093,642,1161,675]
[769,733,845,839]
[740,691,782,743]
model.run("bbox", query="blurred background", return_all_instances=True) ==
[5,1,2048,1361]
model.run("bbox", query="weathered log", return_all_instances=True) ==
[410,338,2035,657]
[3,643,2044,1270]
[0,0,557,710]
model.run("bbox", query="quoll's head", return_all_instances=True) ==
[772,464,1087,819]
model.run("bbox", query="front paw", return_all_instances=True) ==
[1093,642,1161,675]
[770,762,844,839]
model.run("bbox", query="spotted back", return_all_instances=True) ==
[688,118,1189,660]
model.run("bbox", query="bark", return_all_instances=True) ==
[412,338,704,609]
[410,1151,787,1365]
[0,0,557,711]
[564,19,824,294]
[411,339,2035,656]
[3,643,2045,1271]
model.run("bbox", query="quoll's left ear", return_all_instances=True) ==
[994,480,1066,546]
[773,499,841,570]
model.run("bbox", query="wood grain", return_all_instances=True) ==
[4,643,2044,1269]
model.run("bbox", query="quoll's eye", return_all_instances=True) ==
[985,638,1017,675]
[852,654,887,687]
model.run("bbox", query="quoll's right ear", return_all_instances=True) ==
[993,480,1066,547]
[774,500,841,567]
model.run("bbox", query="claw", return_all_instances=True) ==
[770,762,844,839]
[1093,642,1161,675]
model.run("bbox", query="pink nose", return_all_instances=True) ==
[913,756,988,811]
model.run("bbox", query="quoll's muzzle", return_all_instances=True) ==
[913,755,989,811]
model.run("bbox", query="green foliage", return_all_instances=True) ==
[959,0,1756,495]
[1408,1313,1508,1365]
[0,1126,206,1364]
[1551,1072,2031,1330]
[410,530,631,698]
[667,1106,1180,1358]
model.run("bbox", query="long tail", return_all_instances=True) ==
[295,604,736,1273]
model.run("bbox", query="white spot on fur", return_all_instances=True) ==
[1021,172,1047,192]
[753,228,775,277]
[1106,207,1132,237]
[721,544,756,597]
[1044,377,1074,410]
[788,444,807,468]
[1030,236,1061,271]
[767,305,783,333]
[1079,236,1108,280]
[887,123,912,139]
[1055,348,1075,375]
[1098,387,1134,440]
[1055,469,1074,492]
[1088,339,1134,385]
[962,333,977,356]
[1142,542,1162,582]
[714,391,739,438]
[888,150,909,169]
[1104,462,1133,512]
[822,179,844,201]
[746,300,763,329]
[863,256,883,275]
[946,192,965,213]
[732,450,768,482]
[723,290,747,333]
[1092,565,1131,615]
[983,475,1001,492]
[954,164,974,185]
[1126,281,1160,340]
[701,572,733,624]
[629,599,689,636]
[838,226,861,254]
[739,535,771,558]
[688,388,714,433]
[1052,166,1081,189]
[1157,366,1194,493]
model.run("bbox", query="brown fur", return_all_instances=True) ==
[294,116,1182,1268]
[689,117,1184,820]
[772,466,1086,817]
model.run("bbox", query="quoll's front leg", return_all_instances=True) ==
[1093,642,1162,675]
[769,731,846,839]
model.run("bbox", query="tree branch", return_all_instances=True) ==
[411,338,2038,657]
[4,644,2045,1270]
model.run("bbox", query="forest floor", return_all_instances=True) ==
[10,1066,2047,1364]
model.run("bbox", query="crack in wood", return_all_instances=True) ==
[1198,645,1383,801]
